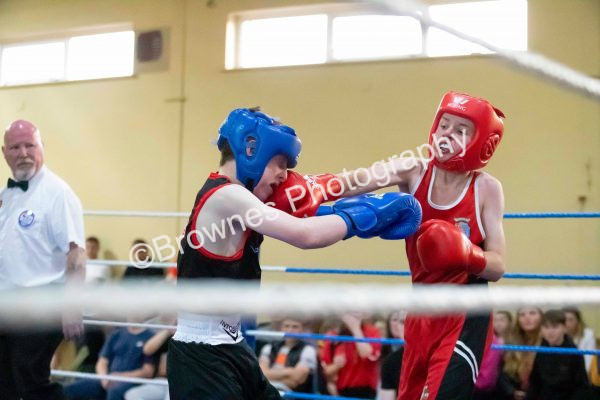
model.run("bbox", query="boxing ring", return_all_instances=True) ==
[21,209,594,400]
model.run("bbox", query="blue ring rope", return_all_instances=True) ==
[283,393,367,400]
[503,212,600,219]
[269,332,600,355]
[281,267,600,280]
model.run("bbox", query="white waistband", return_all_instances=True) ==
[173,312,243,345]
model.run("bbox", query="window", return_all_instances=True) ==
[332,15,422,60]
[0,29,134,87]
[238,15,328,68]
[226,0,527,69]
[67,31,134,80]
[427,0,527,57]
[1,42,65,86]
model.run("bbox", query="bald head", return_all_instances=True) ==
[2,119,44,181]
[4,120,41,144]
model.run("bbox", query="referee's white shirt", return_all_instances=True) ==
[0,166,85,290]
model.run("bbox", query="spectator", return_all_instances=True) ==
[377,311,406,400]
[122,239,164,281]
[64,317,156,400]
[84,236,111,284]
[473,310,514,399]
[373,315,388,342]
[563,307,596,372]
[258,317,318,393]
[589,353,600,398]
[71,236,109,374]
[0,120,86,399]
[494,310,513,342]
[254,318,282,358]
[321,313,381,398]
[380,311,405,359]
[474,336,503,397]
[124,319,174,400]
[73,328,106,373]
[500,307,543,400]
[526,309,588,400]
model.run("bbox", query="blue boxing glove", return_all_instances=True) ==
[377,195,422,240]
[317,192,422,240]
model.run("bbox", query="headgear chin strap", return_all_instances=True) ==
[217,108,302,191]
[429,92,505,172]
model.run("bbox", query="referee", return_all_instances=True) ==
[0,120,86,400]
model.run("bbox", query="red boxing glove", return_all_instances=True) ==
[416,219,486,275]
[266,170,344,217]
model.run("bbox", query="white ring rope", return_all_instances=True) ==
[51,370,167,386]
[84,210,187,218]
[371,0,600,100]
[1,283,599,326]
[87,259,176,268]
[83,319,176,331]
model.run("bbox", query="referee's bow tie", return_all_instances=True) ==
[7,178,28,192]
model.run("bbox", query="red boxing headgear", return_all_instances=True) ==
[429,91,505,171]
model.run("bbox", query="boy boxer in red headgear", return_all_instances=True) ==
[269,91,506,399]
[397,92,506,400]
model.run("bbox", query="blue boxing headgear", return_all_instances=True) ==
[217,108,302,190]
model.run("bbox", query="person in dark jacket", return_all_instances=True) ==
[527,309,588,400]
[258,318,317,393]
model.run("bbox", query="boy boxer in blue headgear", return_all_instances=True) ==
[167,107,422,399]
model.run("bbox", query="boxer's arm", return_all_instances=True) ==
[212,184,346,249]
[336,157,423,197]
[478,175,506,282]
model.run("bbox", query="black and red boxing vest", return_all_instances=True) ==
[177,172,263,281]
[173,173,263,345]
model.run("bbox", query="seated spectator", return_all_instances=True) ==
[66,236,110,374]
[258,317,318,393]
[321,313,381,399]
[499,307,543,400]
[254,318,282,358]
[526,309,588,400]
[377,311,406,400]
[122,239,165,281]
[589,353,600,398]
[494,310,513,342]
[64,317,156,400]
[85,236,111,284]
[124,318,175,400]
[473,310,514,400]
[73,327,106,373]
[563,307,596,373]
[51,236,109,374]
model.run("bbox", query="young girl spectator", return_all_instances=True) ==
[563,307,596,373]
[499,307,543,400]
[377,311,406,400]
[473,310,513,399]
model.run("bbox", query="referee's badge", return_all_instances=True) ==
[18,210,35,228]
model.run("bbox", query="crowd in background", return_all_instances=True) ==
[53,236,600,400]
